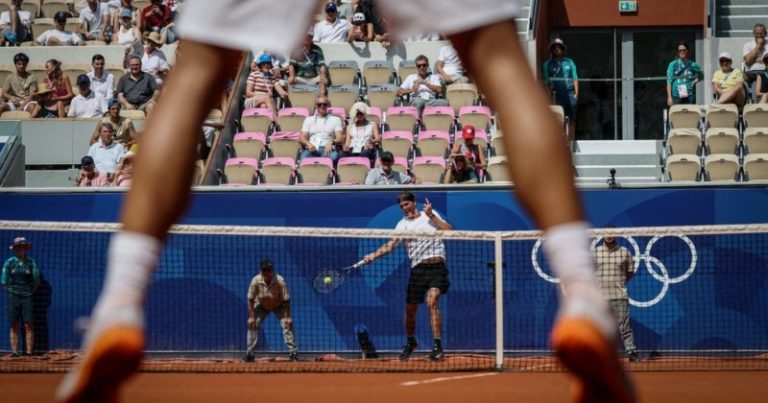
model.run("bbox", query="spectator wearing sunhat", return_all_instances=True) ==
[35,11,83,46]
[68,74,108,118]
[542,38,578,141]
[141,31,169,84]
[33,82,62,119]
[75,155,110,187]
[451,125,486,171]
[343,101,380,163]
[712,52,746,108]
[313,2,352,43]
[2,236,40,357]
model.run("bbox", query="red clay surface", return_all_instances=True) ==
[1,371,765,403]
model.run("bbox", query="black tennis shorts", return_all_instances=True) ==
[406,261,450,304]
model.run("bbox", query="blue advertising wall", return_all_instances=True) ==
[0,186,766,354]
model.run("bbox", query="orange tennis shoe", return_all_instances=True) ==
[551,317,636,403]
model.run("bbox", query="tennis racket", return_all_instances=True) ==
[312,260,365,294]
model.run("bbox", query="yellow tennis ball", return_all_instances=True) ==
[323,276,332,285]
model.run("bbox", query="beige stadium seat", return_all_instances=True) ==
[297,157,334,185]
[327,84,359,113]
[41,0,68,18]
[705,154,740,181]
[411,156,445,184]
[667,128,701,155]
[64,17,80,33]
[385,106,418,132]
[268,131,301,159]
[486,155,509,182]
[705,127,739,154]
[743,103,768,129]
[0,65,14,88]
[421,106,454,132]
[381,131,413,159]
[63,65,89,95]
[366,84,398,111]
[0,110,32,119]
[21,0,40,18]
[224,158,258,185]
[336,157,370,184]
[446,83,477,115]
[491,130,505,156]
[744,154,768,180]
[327,60,359,86]
[416,130,450,158]
[274,107,307,132]
[260,157,295,185]
[106,66,126,87]
[668,104,702,129]
[744,127,768,154]
[241,108,274,133]
[0,3,8,14]
[30,18,54,40]
[27,62,47,84]
[706,104,738,129]
[363,60,394,85]
[398,60,417,84]
[288,85,319,112]
[666,154,700,181]
[120,110,145,119]
[232,132,266,159]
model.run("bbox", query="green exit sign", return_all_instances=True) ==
[619,0,637,13]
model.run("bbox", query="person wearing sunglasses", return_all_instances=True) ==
[299,95,343,163]
[397,54,449,116]
[666,41,703,107]
[712,52,746,108]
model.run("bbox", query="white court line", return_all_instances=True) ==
[400,372,499,386]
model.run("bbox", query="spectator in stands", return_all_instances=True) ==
[2,236,40,357]
[742,23,767,84]
[112,0,139,35]
[90,99,138,147]
[348,12,370,43]
[299,95,343,162]
[666,41,703,107]
[36,12,83,46]
[436,43,468,85]
[397,55,448,116]
[712,52,746,108]
[756,54,768,103]
[68,75,108,118]
[0,0,32,46]
[75,155,110,187]
[112,151,135,187]
[337,0,355,21]
[313,2,352,43]
[288,33,329,96]
[364,151,421,185]
[33,83,63,118]
[343,102,380,163]
[88,122,126,175]
[45,59,74,111]
[444,153,478,184]
[451,125,486,171]
[244,54,287,113]
[1,52,39,117]
[141,32,170,84]
[141,0,175,44]
[243,259,299,363]
[114,7,141,46]
[87,54,115,101]
[116,55,159,113]
[78,0,110,43]
[542,38,578,140]
[593,231,639,362]
[354,0,388,47]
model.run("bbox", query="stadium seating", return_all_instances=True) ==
[363,60,395,85]
[275,107,308,132]
[416,130,450,158]
[298,157,334,185]
[0,111,32,120]
[667,128,702,155]
[704,154,740,181]
[458,105,492,131]
[64,64,89,95]
[411,156,445,184]
[22,1,40,18]
[327,60,359,86]
[366,84,399,111]
[224,157,259,185]
[27,62,47,84]
[120,109,145,119]
[705,127,739,155]
[744,127,768,154]
[381,131,414,159]
[41,0,68,18]
[327,84,359,112]
[446,83,477,115]
[486,155,509,182]
[260,157,295,185]
[422,106,454,132]
[241,108,274,133]
[666,154,701,181]
[706,104,738,129]
[0,65,13,89]
[490,130,504,156]
[472,129,489,149]
[65,18,81,33]
[743,104,768,128]
[106,65,126,85]
[268,131,302,159]
[744,154,768,180]
[668,104,702,129]
[288,84,319,112]
[30,19,54,42]
[328,106,347,121]
[385,106,418,132]
[367,106,382,128]
[398,60,417,84]
[232,132,266,160]
[336,156,371,184]
[373,156,409,174]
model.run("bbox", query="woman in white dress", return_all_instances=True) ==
[343,101,380,165]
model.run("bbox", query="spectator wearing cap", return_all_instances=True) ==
[347,12,369,42]
[712,52,746,108]
[666,41,703,107]
[343,101,380,163]
[354,0,387,46]
[364,151,421,185]
[116,55,159,113]
[141,31,170,84]
[88,122,126,174]
[244,54,286,113]
[0,0,33,46]
[755,54,768,104]
[75,155,110,187]
[445,153,478,184]
[288,33,329,96]
[2,52,40,117]
[33,82,64,118]
[112,151,135,187]
[742,23,767,83]
[90,99,137,147]
[68,74,108,118]
[397,55,449,116]
[313,2,352,43]
[542,38,578,140]
[112,0,139,35]
[114,7,140,46]
[299,95,343,162]
[437,43,468,85]
[78,0,110,42]
[451,125,486,171]
[36,12,83,46]
[141,0,175,44]
[2,236,40,357]
[243,258,299,363]
[87,54,115,101]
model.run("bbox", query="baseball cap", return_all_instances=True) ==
[380,151,394,162]
[120,8,133,18]
[54,11,69,22]
[462,125,476,140]
[352,12,366,25]
[325,2,337,12]
[76,74,90,86]
[81,155,95,166]
[549,38,566,51]
[9,237,31,250]
[260,259,274,271]
[257,54,272,66]
[718,52,733,61]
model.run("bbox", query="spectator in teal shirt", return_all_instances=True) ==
[542,38,578,140]
[2,237,40,357]
[666,41,703,107]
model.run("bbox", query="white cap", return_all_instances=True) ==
[718,52,732,61]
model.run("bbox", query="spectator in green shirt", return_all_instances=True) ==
[445,154,478,184]
[1,237,40,357]
[288,33,329,96]
[666,41,703,107]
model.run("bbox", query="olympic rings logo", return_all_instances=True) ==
[531,235,697,308]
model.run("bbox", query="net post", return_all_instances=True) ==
[494,233,504,370]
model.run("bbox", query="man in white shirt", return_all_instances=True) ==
[36,11,83,46]
[299,95,343,162]
[363,191,452,361]
[397,54,449,115]
[87,122,126,174]
[87,54,115,101]
[68,74,107,118]
[141,32,170,84]
[0,0,32,46]
[437,43,468,85]
[743,23,768,83]
[313,2,352,43]
[78,0,109,42]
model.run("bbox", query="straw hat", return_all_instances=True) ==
[145,31,163,47]
[35,82,54,95]
[349,101,370,118]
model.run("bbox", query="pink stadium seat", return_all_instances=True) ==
[260,157,296,185]
[422,106,455,132]
[381,131,414,159]
[268,131,302,159]
[473,129,489,148]
[459,105,492,130]
[328,106,347,120]
[224,157,259,185]
[298,157,335,185]
[336,156,372,184]
[241,108,274,133]
[232,132,267,159]
[276,107,310,132]
[416,130,451,157]
[367,106,383,127]
[386,106,419,132]
[412,156,447,184]
[242,108,274,119]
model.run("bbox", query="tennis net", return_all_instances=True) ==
[0,220,766,373]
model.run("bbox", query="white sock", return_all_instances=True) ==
[543,221,616,339]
